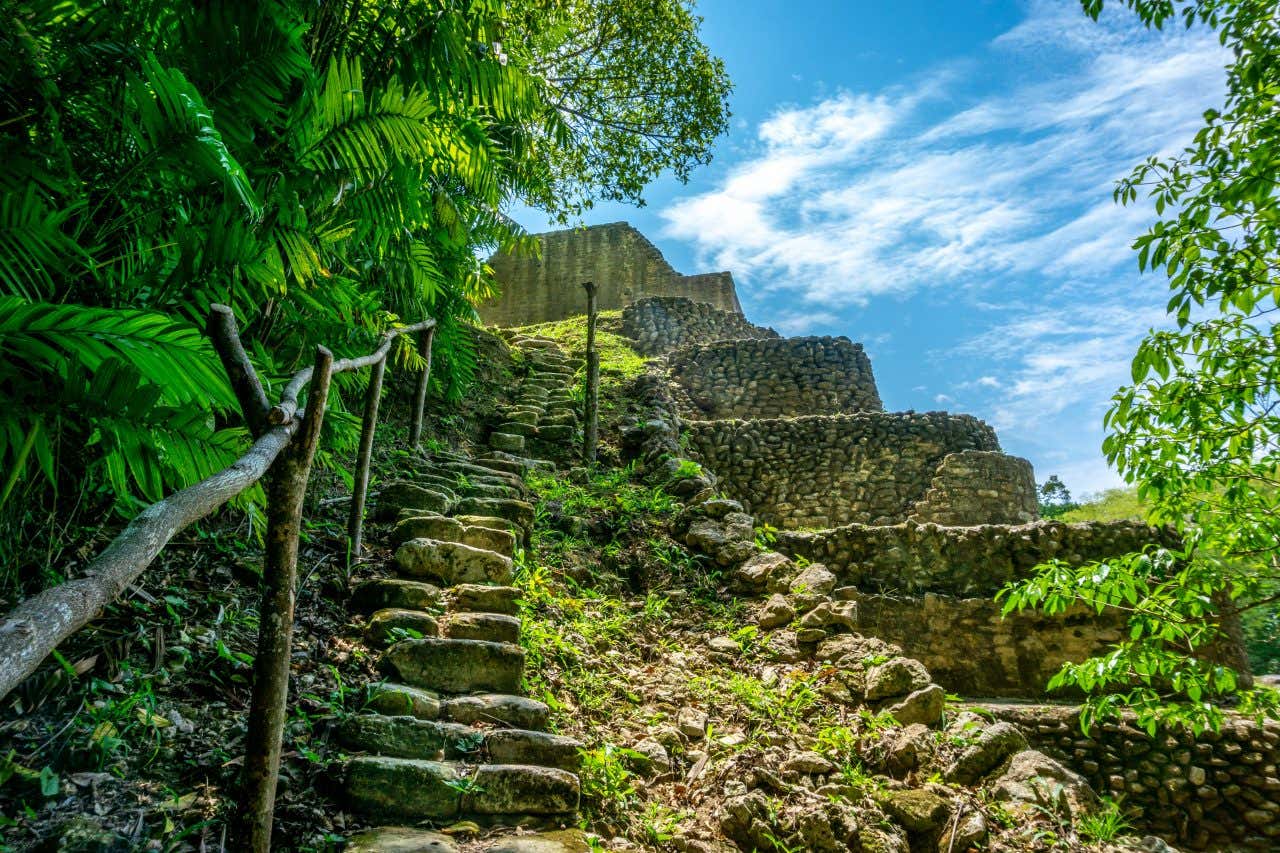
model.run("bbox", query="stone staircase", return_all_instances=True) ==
[487,336,581,460]
[341,343,587,850]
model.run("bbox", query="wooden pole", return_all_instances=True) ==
[240,345,333,853]
[582,281,599,464]
[347,352,387,559]
[410,326,435,448]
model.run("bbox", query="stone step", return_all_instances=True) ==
[346,827,590,852]
[366,608,439,646]
[496,421,539,438]
[352,579,442,614]
[536,425,575,442]
[539,412,579,428]
[452,497,535,530]
[481,452,556,474]
[407,474,459,500]
[427,460,527,490]
[499,408,542,425]
[392,515,516,557]
[489,432,526,454]
[383,638,524,694]
[344,757,579,820]
[442,611,520,644]
[395,538,514,586]
[339,714,581,771]
[457,457,529,478]
[367,685,550,730]
[518,386,550,401]
[376,482,451,520]
[446,584,522,616]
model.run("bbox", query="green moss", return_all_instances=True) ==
[513,312,648,379]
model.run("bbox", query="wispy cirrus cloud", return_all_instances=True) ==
[659,0,1228,312]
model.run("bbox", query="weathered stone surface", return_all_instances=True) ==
[345,826,458,852]
[880,788,951,833]
[344,757,462,819]
[391,514,465,547]
[480,830,591,852]
[442,611,521,644]
[366,608,439,645]
[865,657,932,701]
[448,584,522,615]
[756,594,795,629]
[366,683,442,720]
[461,524,517,558]
[945,722,1028,786]
[339,715,483,761]
[781,751,835,776]
[395,538,513,585]
[991,750,1097,819]
[790,563,836,602]
[377,482,451,520]
[733,551,793,592]
[351,579,442,614]
[483,223,743,327]
[622,295,775,356]
[463,764,580,815]
[908,450,1037,526]
[669,336,882,420]
[627,738,672,777]
[884,684,944,727]
[453,497,535,530]
[489,432,525,453]
[442,694,549,730]
[485,729,583,771]
[383,638,524,694]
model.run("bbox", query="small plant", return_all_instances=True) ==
[754,522,778,549]
[578,744,640,819]
[1077,795,1132,842]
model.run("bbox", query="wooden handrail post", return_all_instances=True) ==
[582,281,599,464]
[240,345,334,853]
[209,304,270,437]
[410,325,435,448]
[347,352,387,560]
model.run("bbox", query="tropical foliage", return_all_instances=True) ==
[1002,0,1280,731]
[0,0,729,598]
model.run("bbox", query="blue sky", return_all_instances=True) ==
[511,0,1231,495]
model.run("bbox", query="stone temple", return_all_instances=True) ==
[482,223,1172,696]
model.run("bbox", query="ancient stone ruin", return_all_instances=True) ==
[463,224,1276,851]
[479,222,742,326]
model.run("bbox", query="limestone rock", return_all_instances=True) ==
[789,563,836,607]
[448,584,522,615]
[442,694,549,730]
[734,551,793,592]
[990,749,1097,819]
[382,638,524,694]
[377,482,451,520]
[627,738,672,777]
[345,826,458,852]
[944,721,1028,786]
[343,757,463,819]
[365,608,439,646]
[885,723,934,777]
[463,764,580,815]
[756,594,795,630]
[884,684,944,727]
[395,538,513,586]
[481,830,592,852]
[351,579,442,614]
[486,729,583,771]
[707,635,739,655]
[879,788,951,833]
[392,514,465,547]
[678,707,708,739]
[366,683,442,720]
[940,808,988,851]
[865,657,932,701]
[781,751,835,775]
[442,611,521,644]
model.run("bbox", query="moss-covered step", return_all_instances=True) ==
[446,584,522,616]
[394,538,513,585]
[345,759,580,821]
[350,579,443,614]
[339,714,581,770]
[382,638,523,694]
[441,612,520,644]
[375,482,451,520]
[366,684,549,730]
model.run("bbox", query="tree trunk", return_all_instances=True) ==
[347,353,386,559]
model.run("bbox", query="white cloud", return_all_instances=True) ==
[659,4,1227,307]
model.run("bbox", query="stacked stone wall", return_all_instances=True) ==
[841,591,1125,696]
[989,704,1280,850]
[682,412,1000,529]
[908,450,1038,525]
[776,518,1177,596]
[480,223,742,326]
[622,296,779,356]
[668,336,882,420]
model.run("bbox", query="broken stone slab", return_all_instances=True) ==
[366,608,440,646]
[382,638,524,694]
[441,694,549,730]
[485,729,583,771]
[442,611,521,644]
[789,563,836,607]
[991,749,1098,819]
[376,482,451,520]
[395,538,513,586]
[447,584,522,616]
[463,764,580,815]
[879,788,952,834]
[734,551,793,592]
[343,757,463,819]
[351,579,443,614]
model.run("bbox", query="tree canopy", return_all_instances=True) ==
[1002,0,1280,732]
[0,0,729,597]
